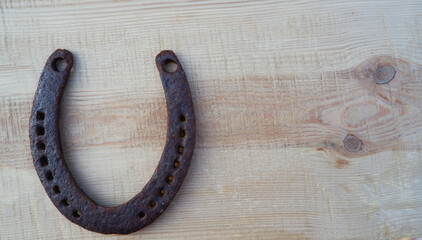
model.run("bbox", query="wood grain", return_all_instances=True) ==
[1,0,422,239]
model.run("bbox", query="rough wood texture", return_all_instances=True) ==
[1,0,422,239]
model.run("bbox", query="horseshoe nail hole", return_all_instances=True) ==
[159,189,167,197]
[177,146,184,154]
[72,210,81,218]
[61,199,70,207]
[179,129,186,138]
[137,212,146,220]
[174,160,180,169]
[148,200,157,209]
[36,141,46,150]
[52,58,67,72]
[167,176,175,184]
[39,156,48,167]
[36,126,45,136]
[53,185,61,194]
[163,59,178,73]
[179,115,186,122]
[45,171,54,181]
[36,111,45,121]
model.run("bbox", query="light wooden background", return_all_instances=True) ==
[1,0,422,239]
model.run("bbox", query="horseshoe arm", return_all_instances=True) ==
[29,49,196,234]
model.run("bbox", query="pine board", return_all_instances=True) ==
[1,0,422,239]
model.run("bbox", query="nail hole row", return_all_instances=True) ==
[137,114,187,221]
[35,110,81,219]
[36,111,188,222]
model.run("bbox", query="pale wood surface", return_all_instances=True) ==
[1,0,422,239]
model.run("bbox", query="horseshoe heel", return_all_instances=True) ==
[29,49,196,234]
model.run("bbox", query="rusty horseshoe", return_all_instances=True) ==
[29,49,196,234]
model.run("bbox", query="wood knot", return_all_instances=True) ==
[373,65,395,84]
[343,134,362,153]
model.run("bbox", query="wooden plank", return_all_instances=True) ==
[1,0,422,239]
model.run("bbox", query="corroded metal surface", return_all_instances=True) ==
[29,49,196,234]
